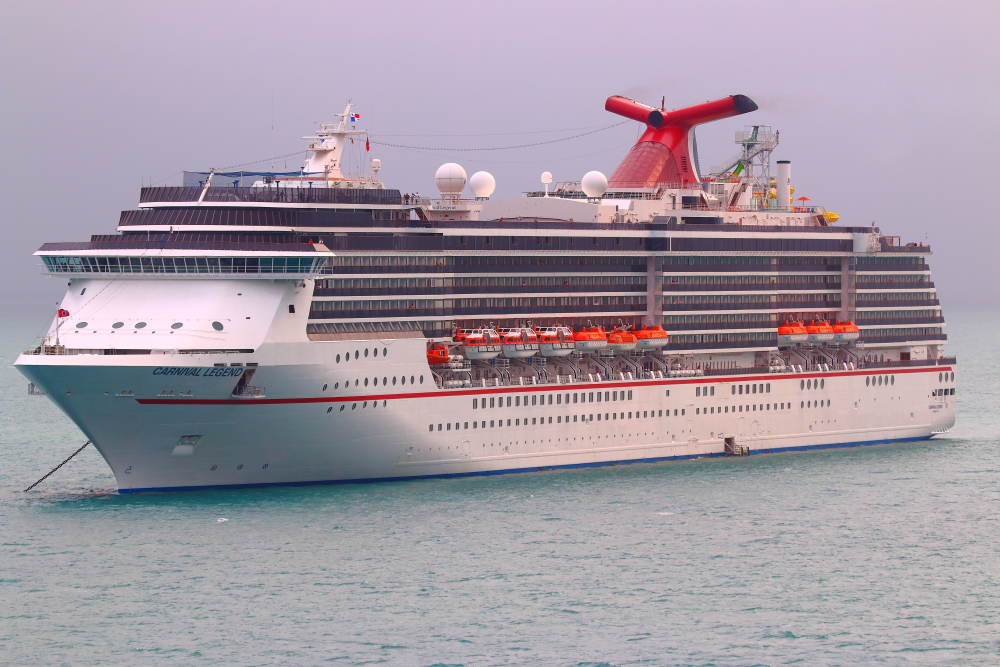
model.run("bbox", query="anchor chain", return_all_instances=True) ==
[23,441,91,492]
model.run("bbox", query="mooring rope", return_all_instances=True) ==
[23,441,90,492]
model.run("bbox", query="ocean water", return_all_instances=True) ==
[2,311,997,666]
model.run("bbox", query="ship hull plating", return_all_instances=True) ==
[17,347,956,493]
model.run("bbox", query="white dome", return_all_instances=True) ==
[581,170,608,198]
[468,171,496,198]
[435,163,467,194]
[540,171,553,185]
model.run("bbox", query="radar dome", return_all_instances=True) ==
[469,171,496,198]
[435,163,467,194]
[541,171,553,185]
[581,170,608,198]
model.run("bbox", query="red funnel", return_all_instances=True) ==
[605,94,757,188]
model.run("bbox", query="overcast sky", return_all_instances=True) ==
[2,0,997,320]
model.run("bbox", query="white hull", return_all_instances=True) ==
[16,340,956,493]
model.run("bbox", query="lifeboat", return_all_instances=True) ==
[497,327,539,358]
[534,326,576,357]
[806,319,835,343]
[573,326,608,352]
[634,324,669,350]
[832,320,860,342]
[426,345,450,365]
[777,320,809,345]
[454,327,502,360]
[606,327,638,352]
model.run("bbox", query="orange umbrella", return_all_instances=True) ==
[796,196,811,202]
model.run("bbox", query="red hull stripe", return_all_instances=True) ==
[134,366,951,406]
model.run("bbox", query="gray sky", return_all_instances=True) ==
[2,0,997,319]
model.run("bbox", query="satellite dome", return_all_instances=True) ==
[581,170,608,198]
[540,171,553,185]
[469,171,496,198]
[435,163,467,194]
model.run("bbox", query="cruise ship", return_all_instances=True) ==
[16,94,956,493]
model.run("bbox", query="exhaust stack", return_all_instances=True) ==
[776,160,791,207]
[605,94,758,188]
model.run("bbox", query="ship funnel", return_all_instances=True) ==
[605,94,758,188]
[776,160,791,207]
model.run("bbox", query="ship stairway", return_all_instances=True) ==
[724,436,750,457]
[553,356,585,383]
[786,347,812,372]
[588,353,616,381]
[510,359,545,384]
[642,353,669,378]
[617,353,644,378]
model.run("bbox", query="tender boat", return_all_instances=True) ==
[777,320,809,345]
[634,324,669,350]
[606,328,638,352]
[832,320,860,342]
[426,345,450,364]
[454,327,502,360]
[572,326,609,351]
[806,320,835,343]
[497,327,539,358]
[534,326,576,357]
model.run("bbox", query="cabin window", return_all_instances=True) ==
[710,387,715,396]
[628,390,633,400]
[288,305,295,314]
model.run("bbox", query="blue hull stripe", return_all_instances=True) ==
[118,434,935,494]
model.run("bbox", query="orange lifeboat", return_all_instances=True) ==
[572,326,608,352]
[777,319,809,345]
[497,327,540,358]
[832,320,860,342]
[606,327,638,352]
[454,327,502,360]
[806,319,835,343]
[426,345,450,365]
[634,324,669,350]
[534,325,576,357]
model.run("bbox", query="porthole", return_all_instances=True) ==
[211,321,223,331]
[363,401,368,408]
[820,379,825,389]
[339,405,345,412]
[112,322,124,329]
[170,322,183,329]
[801,401,804,408]
[364,348,369,358]
[327,406,332,413]
[950,372,954,382]
[891,376,895,385]
[75,322,88,328]
[373,348,378,357]
[866,377,870,386]
[382,377,387,386]
[410,375,415,384]
[800,380,805,390]
[322,384,328,392]
[354,350,359,359]
[392,376,397,386]
[135,322,147,329]
[211,465,217,471]
[938,372,943,382]
[352,403,357,410]
[807,379,812,390]
[364,378,369,387]
[419,375,424,384]
[878,376,883,386]
[383,348,388,357]
[401,376,406,385]
[336,354,341,363]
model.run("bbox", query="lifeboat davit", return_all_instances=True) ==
[806,319,835,343]
[534,326,576,357]
[777,320,809,345]
[573,326,608,352]
[427,345,450,365]
[454,327,502,360]
[606,328,638,352]
[634,324,669,350]
[497,327,539,358]
[832,320,860,342]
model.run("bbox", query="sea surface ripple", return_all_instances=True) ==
[2,312,997,666]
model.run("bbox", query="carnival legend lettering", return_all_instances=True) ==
[152,367,244,377]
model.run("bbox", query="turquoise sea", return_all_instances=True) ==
[2,310,997,666]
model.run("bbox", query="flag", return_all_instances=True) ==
[365,136,370,152]
[57,309,70,317]
[350,113,360,123]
